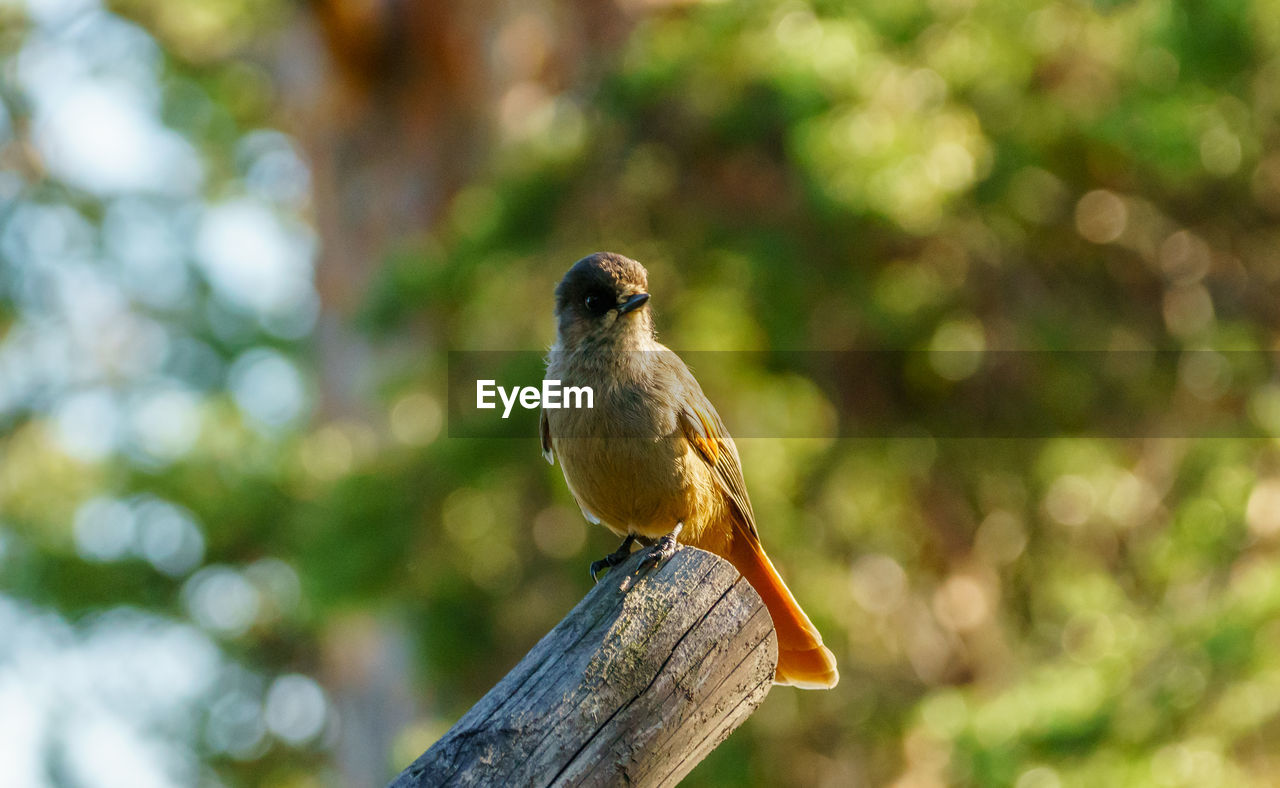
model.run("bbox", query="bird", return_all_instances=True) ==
[540,251,839,689]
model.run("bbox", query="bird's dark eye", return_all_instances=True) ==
[583,293,612,315]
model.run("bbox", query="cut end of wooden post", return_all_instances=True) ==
[392,546,778,787]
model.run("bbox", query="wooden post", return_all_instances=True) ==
[390,547,778,787]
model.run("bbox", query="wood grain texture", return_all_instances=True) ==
[390,547,777,787]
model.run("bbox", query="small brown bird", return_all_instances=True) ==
[540,252,838,689]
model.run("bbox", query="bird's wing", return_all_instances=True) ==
[539,408,554,465]
[668,353,759,537]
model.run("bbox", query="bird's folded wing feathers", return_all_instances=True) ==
[672,364,759,538]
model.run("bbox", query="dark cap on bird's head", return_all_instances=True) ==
[555,252,651,319]
[553,252,653,347]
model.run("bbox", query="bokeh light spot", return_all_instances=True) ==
[532,506,586,559]
[133,497,205,577]
[229,348,308,430]
[1075,190,1127,244]
[850,554,907,615]
[389,392,442,446]
[928,317,985,381]
[1245,479,1280,539]
[74,497,136,562]
[1043,475,1095,527]
[183,566,261,637]
[264,674,328,746]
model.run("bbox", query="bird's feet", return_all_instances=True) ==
[638,521,683,574]
[590,534,637,583]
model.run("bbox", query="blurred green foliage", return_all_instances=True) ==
[3,0,1280,786]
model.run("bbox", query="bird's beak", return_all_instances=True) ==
[616,292,650,315]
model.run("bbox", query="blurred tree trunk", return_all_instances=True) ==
[277,0,494,417]
[277,0,634,415]
[274,5,496,781]
[270,2,635,783]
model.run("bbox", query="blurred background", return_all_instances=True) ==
[2,0,1280,785]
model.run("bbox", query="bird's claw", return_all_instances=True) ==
[589,554,624,583]
[589,534,637,583]
[638,522,683,574]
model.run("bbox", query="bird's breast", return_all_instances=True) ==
[544,350,732,547]
[545,378,699,537]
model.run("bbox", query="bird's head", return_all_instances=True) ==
[553,252,654,349]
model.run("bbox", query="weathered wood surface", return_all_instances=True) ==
[390,547,777,787]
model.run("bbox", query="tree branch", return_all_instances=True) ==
[390,546,777,787]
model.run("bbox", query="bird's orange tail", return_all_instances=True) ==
[726,524,839,689]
